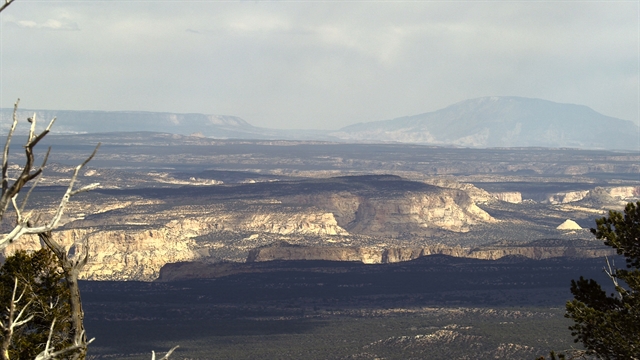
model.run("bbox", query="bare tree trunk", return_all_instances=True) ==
[1,325,12,360]
[0,278,34,360]
[38,232,88,359]
[64,268,86,359]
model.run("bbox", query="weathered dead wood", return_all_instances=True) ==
[0,3,176,358]
[38,231,89,360]
[0,0,16,13]
[0,99,99,358]
[152,345,179,360]
[0,278,33,360]
[0,100,100,250]
[603,256,626,300]
[35,319,94,360]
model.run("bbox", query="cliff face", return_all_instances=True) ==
[422,178,495,204]
[247,246,383,264]
[608,186,640,199]
[247,243,614,264]
[491,192,522,204]
[545,186,640,205]
[348,191,494,234]
[547,191,589,204]
[4,175,589,282]
[465,246,611,260]
[0,185,491,281]
[0,218,208,281]
[291,188,495,235]
[239,211,347,236]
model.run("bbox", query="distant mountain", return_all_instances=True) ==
[3,97,638,149]
[331,97,640,150]
[0,108,333,141]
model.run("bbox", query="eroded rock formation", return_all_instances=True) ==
[1,223,202,281]
[492,192,522,203]
[291,187,495,235]
[2,174,619,282]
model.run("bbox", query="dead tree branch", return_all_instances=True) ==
[151,345,179,360]
[603,256,624,300]
[0,278,34,360]
[0,100,57,221]
[0,0,16,13]
[34,319,94,360]
[38,231,90,360]
[0,101,100,249]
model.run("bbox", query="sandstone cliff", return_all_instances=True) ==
[421,178,495,204]
[1,223,202,281]
[492,192,522,204]
[158,241,615,281]
[291,187,495,235]
[608,186,640,199]
[1,175,498,280]
[545,186,640,205]
[246,241,613,264]
[546,190,589,204]
[247,245,383,264]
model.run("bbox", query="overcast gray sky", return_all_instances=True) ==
[0,0,638,130]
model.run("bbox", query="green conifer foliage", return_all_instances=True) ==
[565,201,640,359]
[0,248,73,358]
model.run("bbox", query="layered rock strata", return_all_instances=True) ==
[247,243,614,264]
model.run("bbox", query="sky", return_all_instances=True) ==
[0,0,638,130]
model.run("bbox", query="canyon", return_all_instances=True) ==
[0,171,629,281]
[0,135,638,282]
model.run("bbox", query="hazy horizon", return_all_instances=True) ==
[1,1,638,130]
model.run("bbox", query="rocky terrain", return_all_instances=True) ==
[2,171,625,282]
[0,135,638,281]
[0,127,635,358]
[2,175,502,280]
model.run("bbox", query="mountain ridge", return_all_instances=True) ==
[333,96,639,150]
[2,96,637,149]
[0,108,333,141]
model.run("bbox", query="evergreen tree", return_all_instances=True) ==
[0,248,73,359]
[565,201,640,359]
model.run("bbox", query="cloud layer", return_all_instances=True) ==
[1,1,637,130]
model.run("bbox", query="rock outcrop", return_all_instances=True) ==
[422,178,495,204]
[0,219,209,281]
[492,192,522,203]
[545,186,640,205]
[0,175,497,281]
[291,186,495,235]
[557,219,582,230]
[608,186,640,200]
[546,191,589,204]
[241,212,347,236]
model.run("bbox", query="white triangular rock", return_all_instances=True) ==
[557,219,582,230]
